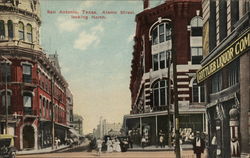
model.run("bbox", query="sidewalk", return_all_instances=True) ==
[128,144,193,152]
[16,145,70,155]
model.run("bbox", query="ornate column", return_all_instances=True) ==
[4,23,8,40]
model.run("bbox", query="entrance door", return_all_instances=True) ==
[23,125,35,149]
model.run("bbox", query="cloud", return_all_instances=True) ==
[73,23,104,51]
[80,1,96,8]
[57,17,82,32]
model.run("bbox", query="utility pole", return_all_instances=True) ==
[167,51,172,147]
[172,23,181,158]
[5,62,8,135]
[51,76,55,149]
[1,56,12,135]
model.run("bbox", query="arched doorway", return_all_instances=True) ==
[23,125,35,149]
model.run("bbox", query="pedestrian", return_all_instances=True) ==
[114,138,121,152]
[106,137,113,153]
[192,131,205,158]
[96,138,103,156]
[141,136,146,149]
[159,130,165,148]
[128,135,133,148]
[159,135,164,148]
[55,137,59,149]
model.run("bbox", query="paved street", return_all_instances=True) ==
[17,150,204,158]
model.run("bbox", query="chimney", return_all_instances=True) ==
[143,0,149,9]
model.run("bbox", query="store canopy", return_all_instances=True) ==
[69,128,81,138]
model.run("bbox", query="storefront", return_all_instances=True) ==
[197,23,250,157]
[124,109,205,146]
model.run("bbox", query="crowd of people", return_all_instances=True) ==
[88,136,124,155]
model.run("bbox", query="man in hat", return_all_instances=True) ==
[192,131,205,158]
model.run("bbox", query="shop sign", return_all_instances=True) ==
[197,28,250,83]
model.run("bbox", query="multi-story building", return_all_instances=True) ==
[93,118,122,138]
[66,88,74,126]
[0,0,70,150]
[124,0,206,145]
[70,114,83,136]
[198,0,250,157]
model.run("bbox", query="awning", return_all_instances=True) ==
[69,128,81,138]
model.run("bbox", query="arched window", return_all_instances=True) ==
[152,22,171,45]
[1,91,11,108]
[42,98,45,117]
[192,79,205,103]
[26,24,32,42]
[153,80,167,107]
[0,20,5,39]
[190,16,202,36]
[7,20,13,39]
[0,63,11,82]
[39,96,42,116]
[18,21,24,40]
[190,16,203,64]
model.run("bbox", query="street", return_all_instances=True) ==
[17,150,202,158]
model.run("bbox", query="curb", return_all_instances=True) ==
[16,145,70,155]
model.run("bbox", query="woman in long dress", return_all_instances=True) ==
[114,138,121,152]
[106,137,113,152]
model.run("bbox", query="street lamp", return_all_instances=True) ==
[1,56,12,135]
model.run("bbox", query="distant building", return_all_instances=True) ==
[70,114,83,136]
[66,88,74,126]
[93,117,122,138]
[124,0,206,145]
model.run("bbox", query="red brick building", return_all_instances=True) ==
[0,0,69,150]
[124,0,206,145]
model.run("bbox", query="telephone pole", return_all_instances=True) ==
[51,76,55,149]
[172,23,181,158]
[1,56,12,135]
[167,51,172,147]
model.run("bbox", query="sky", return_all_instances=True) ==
[40,0,163,134]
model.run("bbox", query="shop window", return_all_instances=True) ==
[211,72,222,93]
[0,20,5,39]
[228,60,239,87]
[190,16,202,36]
[26,24,32,42]
[7,20,13,39]
[153,80,167,107]
[152,22,171,45]
[192,80,205,103]
[18,21,24,40]
[22,64,32,83]
[23,93,32,115]
[191,47,203,64]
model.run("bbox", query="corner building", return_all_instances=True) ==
[0,0,69,150]
[124,0,206,146]
[198,0,250,157]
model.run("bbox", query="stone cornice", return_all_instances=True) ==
[0,5,41,24]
